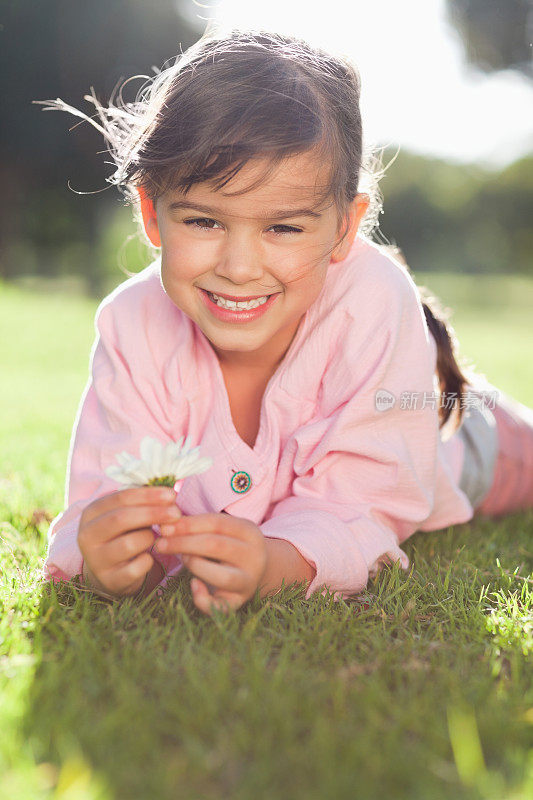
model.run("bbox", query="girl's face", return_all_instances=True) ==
[140,150,368,372]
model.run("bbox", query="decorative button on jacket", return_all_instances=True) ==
[230,470,252,493]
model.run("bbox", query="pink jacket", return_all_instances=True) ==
[43,235,474,600]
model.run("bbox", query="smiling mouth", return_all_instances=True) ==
[198,287,280,317]
[201,289,279,301]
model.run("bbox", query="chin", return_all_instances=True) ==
[211,336,263,351]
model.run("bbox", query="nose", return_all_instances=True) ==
[213,230,265,285]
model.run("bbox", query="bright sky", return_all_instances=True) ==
[180,0,533,168]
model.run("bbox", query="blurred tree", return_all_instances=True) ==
[378,151,533,276]
[0,0,203,292]
[445,0,533,77]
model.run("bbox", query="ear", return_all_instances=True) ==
[137,186,161,247]
[330,193,370,263]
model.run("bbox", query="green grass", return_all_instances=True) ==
[1,274,532,800]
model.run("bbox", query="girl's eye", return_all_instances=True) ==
[270,225,302,235]
[183,218,302,235]
[183,217,221,230]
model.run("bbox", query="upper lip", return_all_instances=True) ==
[201,288,278,301]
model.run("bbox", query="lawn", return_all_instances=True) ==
[0,272,532,800]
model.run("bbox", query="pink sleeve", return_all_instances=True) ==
[260,272,439,601]
[43,295,184,587]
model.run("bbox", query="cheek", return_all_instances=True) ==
[160,247,203,287]
[161,230,216,273]
[289,234,333,267]
[281,247,330,290]
[160,257,188,305]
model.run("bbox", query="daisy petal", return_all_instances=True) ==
[140,437,156,467]
[105,436,213,487]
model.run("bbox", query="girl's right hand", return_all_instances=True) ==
[78,486,182,598]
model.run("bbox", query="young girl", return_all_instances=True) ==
[40,29,533,616]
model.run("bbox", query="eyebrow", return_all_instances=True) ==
[167,200,323,221]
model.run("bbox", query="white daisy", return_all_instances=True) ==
[105,435,213,488]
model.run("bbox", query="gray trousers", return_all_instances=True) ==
[455,397,499,510]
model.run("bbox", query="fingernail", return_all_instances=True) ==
[167,506,182,519]
[159,523,175,537]
[157,487,176,500]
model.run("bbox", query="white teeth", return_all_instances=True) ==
[209,292,269,310]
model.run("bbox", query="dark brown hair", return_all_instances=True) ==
[383,246,472,431]
[36,27,468,431]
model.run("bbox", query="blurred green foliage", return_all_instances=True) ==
[0,0,202,295]
[445,0,533,77]
[379,151,533,276]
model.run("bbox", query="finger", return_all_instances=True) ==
[98,528,157,569]
[79,502,183,547]
[182,554,248,594]
[159,521,184,537]
[190,578,217,616]
[81,486,178,526]
[100,551,154,595]
[159,512,254,542]
[154,532,248,565]
[191,579,234,616]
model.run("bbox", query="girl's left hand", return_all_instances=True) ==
[153,512,268,615]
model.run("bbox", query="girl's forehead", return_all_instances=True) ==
[167,150,334,210]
